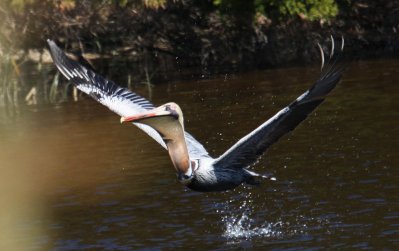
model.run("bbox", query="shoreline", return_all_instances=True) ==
[1,1,398,108]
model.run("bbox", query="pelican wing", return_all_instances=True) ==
[214,38,346,170]
[48,40,209,157]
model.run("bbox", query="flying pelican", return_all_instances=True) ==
[47,37,346,192]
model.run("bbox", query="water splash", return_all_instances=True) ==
[222,213,283,240]
[216,191,307,241]
[213,193,274,240]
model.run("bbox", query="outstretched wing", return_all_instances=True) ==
[48,39,167,149]
[47,39,209,157]
[214,37,346,170]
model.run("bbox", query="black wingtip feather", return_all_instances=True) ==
[298,37,347,105]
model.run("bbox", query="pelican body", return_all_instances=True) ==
[48,37,346,192]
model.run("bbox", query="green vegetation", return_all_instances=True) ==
[214,0,338,21]
[0,55,19,108]
[268,0,338,20]
[0,4,20,113]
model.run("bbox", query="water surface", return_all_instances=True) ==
[0,59,398,250]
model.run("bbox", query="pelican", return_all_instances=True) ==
[47,37,346,192]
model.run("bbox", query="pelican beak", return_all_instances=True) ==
[120,106,177,124]
[120,102,191,183]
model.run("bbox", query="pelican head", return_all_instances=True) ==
[121,103,193,185]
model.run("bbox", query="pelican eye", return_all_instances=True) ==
[177,173,193,184]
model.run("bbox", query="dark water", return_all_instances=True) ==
[0,59,398,250]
